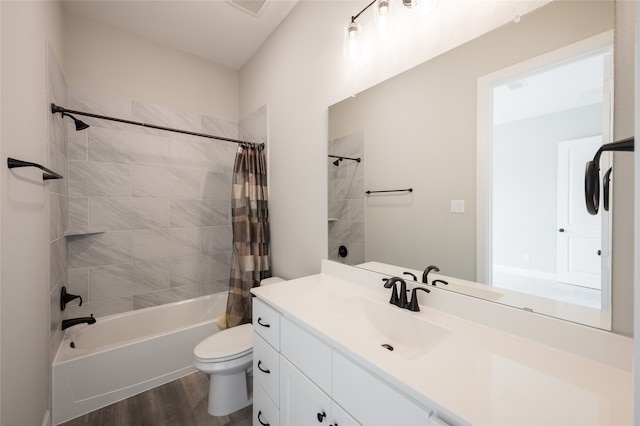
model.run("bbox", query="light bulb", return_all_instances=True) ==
[375,0,395,39]
[343,21,361,58]
[402,0,419,9]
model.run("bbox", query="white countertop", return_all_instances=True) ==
[252,272,632,425]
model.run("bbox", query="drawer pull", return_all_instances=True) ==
[258,410,270,426]
[257,360,271,374]
[257,317,271,328]
[317,411,326,422]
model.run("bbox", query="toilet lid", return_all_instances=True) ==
[194,323,253,362]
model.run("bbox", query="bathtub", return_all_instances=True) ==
[52,292,227,425]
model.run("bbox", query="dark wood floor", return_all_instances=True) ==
[60,372,253,426]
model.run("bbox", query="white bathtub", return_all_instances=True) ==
[52,292,227,425]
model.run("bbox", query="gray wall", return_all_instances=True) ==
[492,104,603,273]
[47,42,70,409]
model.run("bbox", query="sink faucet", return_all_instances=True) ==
[384,277,430,311]
[422,265,440,284]
[62,314,96,331]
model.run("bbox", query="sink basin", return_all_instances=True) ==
[314,296,451,360]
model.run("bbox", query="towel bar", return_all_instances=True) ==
[7,157,63,180]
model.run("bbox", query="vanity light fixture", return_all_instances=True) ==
[343,0,438,58]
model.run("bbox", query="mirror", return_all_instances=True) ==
[328,1,621,330]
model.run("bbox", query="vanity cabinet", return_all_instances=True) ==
[252,298,436,426]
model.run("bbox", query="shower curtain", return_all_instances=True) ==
[225,143,271,328]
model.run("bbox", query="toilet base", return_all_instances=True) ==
[207,369,252,417]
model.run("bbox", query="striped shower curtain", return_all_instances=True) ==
[225,143,271,328]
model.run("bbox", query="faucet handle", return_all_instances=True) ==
[408,287,431,312]
[432,279,448,286]
[60,286,83,311]
[403,271,417,281]
[383,277,406,306]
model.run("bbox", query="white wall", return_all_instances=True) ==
[240,0,550,279]
[1,1,66,424]
[613,0,636,336]
[64,12,239,122]
[634,3,640,421]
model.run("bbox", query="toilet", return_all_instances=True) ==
[193,277,284,416]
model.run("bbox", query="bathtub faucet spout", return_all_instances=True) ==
[62,314,96,331]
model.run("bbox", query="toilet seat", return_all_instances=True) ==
[194,323,253,363]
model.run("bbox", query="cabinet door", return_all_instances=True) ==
[280,357,331,426]
[332,352,432,425]
[281,317,332,394]
[331,401,360,426]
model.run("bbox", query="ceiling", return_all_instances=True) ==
[493,49,611,125]
[62,0,299,70]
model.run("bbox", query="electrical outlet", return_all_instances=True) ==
[450,200,465,213]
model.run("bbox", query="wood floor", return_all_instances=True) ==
[60,372,253,426]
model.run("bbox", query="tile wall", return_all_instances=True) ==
[47,45,69,362]
[62,89,267,319]
[328,132,365,265]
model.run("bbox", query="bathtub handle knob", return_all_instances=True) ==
[257,360,270,374]
[257,317,270,328]
[257,410,270,426]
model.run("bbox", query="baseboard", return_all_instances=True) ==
[493,264,557,281]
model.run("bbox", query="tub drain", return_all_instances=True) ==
[381,343,394,351]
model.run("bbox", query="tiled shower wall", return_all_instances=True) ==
[63,89,266,319]
[47,46,69,362]
[328,132,365,265]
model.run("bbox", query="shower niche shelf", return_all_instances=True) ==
[64,229,105,237]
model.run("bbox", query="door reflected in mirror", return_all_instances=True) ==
[328,1,620,330]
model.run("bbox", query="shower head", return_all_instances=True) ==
[333,158,343,166]
[63,112,90,131]
[50,103,90,131]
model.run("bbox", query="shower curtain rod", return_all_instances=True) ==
[50,103,263,147]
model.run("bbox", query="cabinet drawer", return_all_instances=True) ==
[253,332,280,407]
[333,352,432,425]
[280,317,332,394]
[254,381,279,426]
[253,298,280,350]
